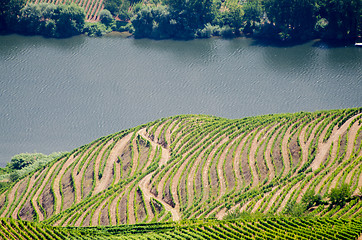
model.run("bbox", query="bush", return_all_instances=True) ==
[328,183,352,207]
[84,22,109,36]
[99,9,114,27]
[220,25,234,38]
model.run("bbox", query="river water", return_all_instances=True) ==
[0,34,361,166]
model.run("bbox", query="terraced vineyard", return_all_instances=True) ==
[27,0,104,21]
[0,108,362,229]
[1,216,362,239]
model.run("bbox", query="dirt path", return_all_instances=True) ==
[92,140,114,196]
[329,121,361,190]
[201,136,229,203]
[310,114,360,171]
[298,119,318,171]
[249,129,265,188]
[1,180,21,217]
[138,128,179,221]
[139,172,180,221]
[91,197,110,226]
[53,155,76,214]
[12,174,37,219]
[302,114,361,199]
[185,134,218,209]
[165,120,177,147]
[281,124,294,177]
[217,135,244,198]
[265,127,282,183]
[94,134,132,195]
[72,144,98,204]
[138,175,155,222]
[32,162,61,221]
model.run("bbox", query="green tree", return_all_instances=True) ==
[263,0,317,40]
[100,9,114,27]
[0,0,25,30]
[301,190,322,209]
[242,0,264,34]
[316,0,361,39]
[283,200,306,217]
[328,183,352,207]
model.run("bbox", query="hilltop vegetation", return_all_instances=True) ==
[0,108,362,229]
[1,0,361,41]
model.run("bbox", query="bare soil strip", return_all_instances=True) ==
[138,128,180,221]
[165,120,177,147]
[313,114,361,172]
[72,144,98,204]
[53,155,76,214]
[0,180,21,217]
[217,135,243,198]
[32,162,61,221]
[329,120,361,190]
[201,136,229,203]
[265,127,282,183]
[281,124,294,177]
[94,133,132,195]
[92,140,114,196]
[249,129,265,188]
[12,174,37,219]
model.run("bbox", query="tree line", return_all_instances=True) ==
[1,0,361,41]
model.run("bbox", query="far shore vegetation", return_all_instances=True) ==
[0,0,361,42]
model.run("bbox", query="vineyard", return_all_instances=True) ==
[0,216,361,239]
[26,0,104,21]
[0,108,362,238]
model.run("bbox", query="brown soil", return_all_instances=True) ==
[201,137,229,203]
[40,182,54,219]
[118,194,128,224]
[272,133,283,177]
[61,168,75,211]
[225,147,236,192]
[281,124,294,177]
[264,127,281,183]
[128,187,136,224]
[91,197,110,226]
[288,133,301,169]
[94,134,132,195]
[72,144,99,204]
[0,180,21,218]
[100,202,110,226]
[81,212,91,227]
[12,174,36,219]
[92,140,114,196]
[241,139,252,186]
[53,155,75,214]
[19,200,35,221]
[120,144,133,180]
[135,188,147,222]
[32,161,60,221]
[82,159,94,198]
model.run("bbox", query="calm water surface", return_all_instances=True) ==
[0,34,361,166]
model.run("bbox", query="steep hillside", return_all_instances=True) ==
[0,108,361,227]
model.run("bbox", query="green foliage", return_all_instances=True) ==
[17,3,85,37]
[99,9,114,26]
[301,190,322,209]
[0,0,25,30]
[328,183,352,207]
[283,200,306,217]
[84,22,109,37]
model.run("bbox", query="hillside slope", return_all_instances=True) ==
[0,108,361,226]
